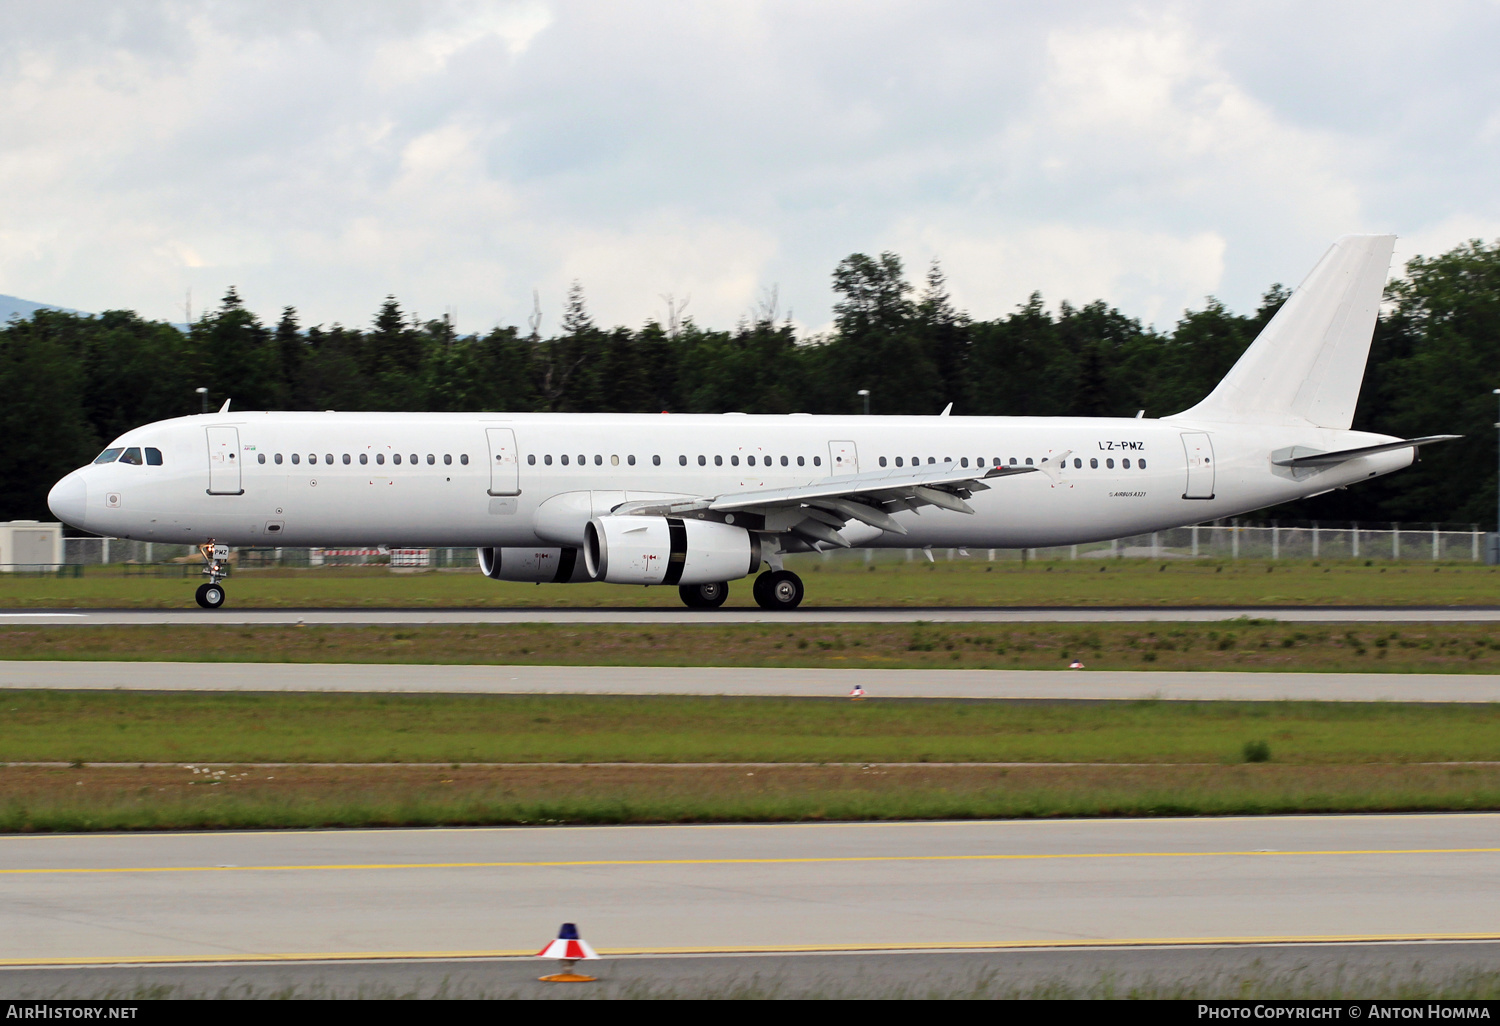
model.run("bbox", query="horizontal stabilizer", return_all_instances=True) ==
[1271,435,1461,468]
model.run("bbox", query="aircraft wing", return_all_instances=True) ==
[1271,435,1460,468]
[612,457,1060,549]
[712,463,1036,511]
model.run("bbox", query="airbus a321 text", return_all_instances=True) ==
[48,235,1456,610]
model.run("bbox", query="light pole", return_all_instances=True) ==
[857,389,870,415]
[196,387,209,415]
[1493,389,1500,535]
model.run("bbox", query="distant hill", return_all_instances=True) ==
[0,293,91,322]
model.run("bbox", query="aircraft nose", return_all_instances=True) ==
[48,472,87,528]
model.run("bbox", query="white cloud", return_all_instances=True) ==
[550,216,779,331]
[372,1,551,82]
[894,221,1226,328]
[0,0,1496,339]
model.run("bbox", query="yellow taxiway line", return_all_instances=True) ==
[3,846,1499,876]
[5,933,1500,968]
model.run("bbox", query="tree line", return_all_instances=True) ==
[2,240,1497,528]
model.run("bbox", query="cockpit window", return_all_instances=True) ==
[145,448,162,466]
[93,448,123,464]
[118,447,144,466]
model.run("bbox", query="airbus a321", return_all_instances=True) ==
[47,234,1455,610]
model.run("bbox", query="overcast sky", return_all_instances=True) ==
[2,1,1498,335]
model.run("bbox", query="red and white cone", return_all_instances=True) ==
[849,684,866,699]
[537,922,599,982]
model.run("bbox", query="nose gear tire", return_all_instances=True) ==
[679,582,730,608]
[752,570,803,610]
[195,583,226,609]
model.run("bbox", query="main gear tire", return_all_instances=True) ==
[752,570,803,610]
[679,581,729,608]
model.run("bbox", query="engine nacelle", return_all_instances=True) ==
[476,546,591,583]
[583,516,761,586]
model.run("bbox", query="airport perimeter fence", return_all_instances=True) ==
[39,521,1500,573]
[844,521,1496,566]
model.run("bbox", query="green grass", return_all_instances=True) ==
[7,621,1500,672]
[8,763,1500,833]
[6,691,1500,764]
[40,974,1500,1001]
[3,558,1499,607]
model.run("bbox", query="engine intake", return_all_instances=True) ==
[477,546,591,583]
[584,516,761,586]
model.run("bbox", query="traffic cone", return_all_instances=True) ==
[537,922,599,982]
[849,683,865,700]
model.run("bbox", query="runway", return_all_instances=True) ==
[4,605,1500,625]
[2,815,1498,971]
[5,660,1500,701]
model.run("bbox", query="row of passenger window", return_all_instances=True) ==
[256,452,471,467]
[877,455,1147,470]
[1079,457,1144,470]
[880,456,1022,468]
[524,452,1149,471]
[528,453,825,468]
[94,447,163,466]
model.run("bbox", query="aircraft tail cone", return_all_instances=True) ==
[537,922,599,983]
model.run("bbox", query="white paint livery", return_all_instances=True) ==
[46,236,1457,609]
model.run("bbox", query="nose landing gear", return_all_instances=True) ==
[195,542,228,609]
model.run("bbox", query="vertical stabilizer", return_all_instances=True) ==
[1176,234,1396,429]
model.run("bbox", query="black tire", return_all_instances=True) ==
[678,582,729,609]
[195,582,226,609]
[753,570,803,610]
[752,571,774,607]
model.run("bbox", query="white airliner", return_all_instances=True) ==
[47,235,1455,610]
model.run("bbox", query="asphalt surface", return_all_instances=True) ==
[3,660,1499,701]
[5,605,1500,625]
[5,943,1499,998]
[3,816,1498,973]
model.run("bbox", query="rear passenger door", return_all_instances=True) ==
[1181,432,1215,499]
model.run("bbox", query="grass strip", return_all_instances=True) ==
[22,964,1500,1000]
[3,559,1499,608]
[7,763,1500,832]
[7,621,1500,672]
[4,691,1500,765]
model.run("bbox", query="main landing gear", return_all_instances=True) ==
[752,569,804,610]
[676,570,805,609]
[195,542,228,609]
[679,581,729,608]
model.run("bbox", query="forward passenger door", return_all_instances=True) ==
[206,427,243,495]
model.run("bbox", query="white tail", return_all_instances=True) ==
[1177,234,1396,429]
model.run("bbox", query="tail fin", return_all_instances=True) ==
[1176,234,1396,429]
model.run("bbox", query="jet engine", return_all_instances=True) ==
[477,546,592,583]
[583,516,761,586]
